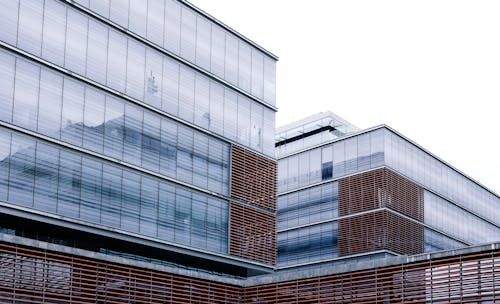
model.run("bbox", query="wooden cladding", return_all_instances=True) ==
[244,250,500,303]
[0,242,241,304]
[231,145,277,211]
[337,168,424,256]
[338,210,424,256]
[339,168,424,221]
[3,240,500,303]
[230,202,276,265]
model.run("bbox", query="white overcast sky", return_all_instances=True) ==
[189,0,500,195]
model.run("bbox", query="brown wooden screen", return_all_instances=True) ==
[244,250,500,303]
[230,202,277,265]
[2,241,500,303]
[230,144,277,265]
[338,168,424,256]
[231,145,277,211]
[0,242,242,304]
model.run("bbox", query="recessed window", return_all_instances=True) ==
[321,161,333,180]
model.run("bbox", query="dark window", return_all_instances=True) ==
[322,161,333,180]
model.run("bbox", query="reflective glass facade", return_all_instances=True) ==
[0,0,276,157]
[0,0,277,272]
[277,115,500,268]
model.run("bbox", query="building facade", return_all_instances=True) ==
[0,0,278,286]
[276,112,500,270]
[1,0,500,303]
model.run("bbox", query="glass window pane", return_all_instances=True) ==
[123,104,143,166]
[65,9,88,76]
[195,16,211,71]
[80,157,102,222]
[211,25,225,79]
[0,131,12,201]
[250,102,263,152]
[178,67,195,122]
[176,126,193,184]
[57,150,81,218]
[238,42,251,92]
[145,49,163,109]
[107,30,127,92]
[38,69,63,138]
[110,0,128,28]
[141,112,161,172]
[225,34,238,85]
[164,0,181,55]
[146,0,164,46]
[13,59,40,131]
[101,164,122,227]
[8,134,36,207]
[121,170,140,232]
[162,58,179,116]
[174,188,191,244]
[90,0,110,18]
[192,133,208,189]
[128,0,146,37]
[237,96,250,147]
[83,88,105,153]
[87,20,108,85]
[0,0,19,46]
[18,0,43,56]
[126,40,146,100]
[251,50,264,99]
[140,176,158,237]
[0,52,15,123]
[223,89,237,141]
[160,119,177,178]
[180,7,196,63]
[61,79,85,146]
[103,96,124,159]
[264,57,276,105]
[42,0,66,66]
[194,74,210,130]
[209,83,224,134]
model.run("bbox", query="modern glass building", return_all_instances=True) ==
[0,0,278,284]
[276,112,500,269]
[2,1,500,303]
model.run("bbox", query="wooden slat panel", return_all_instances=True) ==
[0,242,241,304]
[231,145,277,211]
[230,202,276,265]
[338,168,424,256]
[243,251,500,303]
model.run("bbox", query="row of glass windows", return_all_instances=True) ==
[277,182,338,230]
[278,221,338,267]
[424,228,467,253]
[278,129,384,193]
[424,191,500,245]
[0,127,229,254]
[0,0,275,156]
[72,0,277,105]
[383,129,500,225]
[278,127,499,225]
[0,51,230,196]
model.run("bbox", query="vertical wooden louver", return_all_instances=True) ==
[229,145,277,265]
[243,249,500,303]
[0,242,242,303]
[338,168,424,256]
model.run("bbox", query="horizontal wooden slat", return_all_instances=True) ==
[230,202,276,265]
